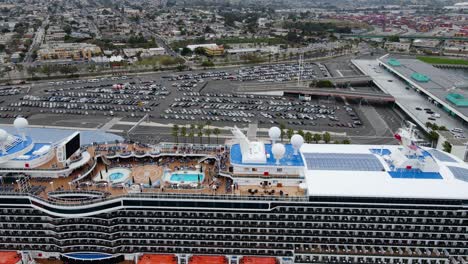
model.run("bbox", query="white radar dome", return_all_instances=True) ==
[272,143,286,165]
[14,117,28,129]
[0,129,8,142]
[291,134,304,155]
[268,127,281,143]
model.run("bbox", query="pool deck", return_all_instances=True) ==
[3,142,305,203]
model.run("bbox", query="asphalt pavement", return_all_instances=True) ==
[0,58,404,145]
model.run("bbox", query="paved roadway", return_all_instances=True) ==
[24,16,49,65]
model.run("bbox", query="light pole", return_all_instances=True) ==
[68,182,72,191]
[49,181,54,191]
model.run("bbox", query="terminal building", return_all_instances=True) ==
[377,55,468,127]
[353,56,468,162]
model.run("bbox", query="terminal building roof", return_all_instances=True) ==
[381,57,468,119]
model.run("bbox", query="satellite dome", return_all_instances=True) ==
[291,134,304,155]
[272,143,286,165]
[268,127,281,143]
[14,117,28,129]
[0,129,8,143]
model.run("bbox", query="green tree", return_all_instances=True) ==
[171,124,179,143]
[323,132,331,144]
[304,132,313,143]
[387,35,400,42]
[194,47,206,56]
[201,60,214,67]
[342,139,351,144]
[180,126,187,143]
[63,25,72,35]
[425,122,433,130]
[213,128,221,144]
[428,131,439,148]
[197,123,205,144]
[313,133,322,143]
[438,126,448,131]
[279,123,286,142]
[442,141,452,153]
[287,128,294,140]
[40,65,54,77]
[316,80,334,88]
[205,128,212,144]
[189,124,195,143]
[181,47,192,56]
[297,129,305,137]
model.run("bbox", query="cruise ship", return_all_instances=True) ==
[0,117,467,264]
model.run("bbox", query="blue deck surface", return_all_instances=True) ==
[230,143,304,166]
[369,148,392,156]
[388,169,443,179]
[12,143,50,161]
[369,148,432,158]
[0,136,33,158]
[64,253,112,260]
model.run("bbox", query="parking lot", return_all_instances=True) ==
[0,59,405,144]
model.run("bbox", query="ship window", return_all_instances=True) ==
[277,168,283,172]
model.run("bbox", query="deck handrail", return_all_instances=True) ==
[0,190,308,207]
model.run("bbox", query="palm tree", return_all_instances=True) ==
[323,132,331,144]
[205,128,212,144]
[171,124,179,143]
[297,129,305,137]
[286,128,294,140]
[213,128,221,144]
[313,133,322,143]
[189,124,195,143]
[279,123,286,142]
[304,132,313,143]
[180,126,187,143]
[198,130,203,144]
[197,123,205,144]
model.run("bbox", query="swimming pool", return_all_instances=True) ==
[170,171,204,183]
[93,168,131,184]
[109,172,124,181]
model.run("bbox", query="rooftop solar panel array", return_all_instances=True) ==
[448,166,468,182]
[427,149,456,162]
[303,153,385,171]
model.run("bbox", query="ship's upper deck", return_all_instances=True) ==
[301,144,468,200]
[1,123,467,205]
